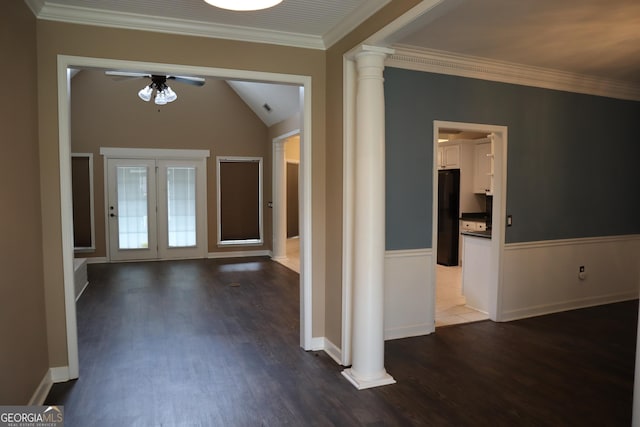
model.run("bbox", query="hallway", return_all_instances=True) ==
[46,258,636,426]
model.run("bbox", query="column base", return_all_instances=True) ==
[271,255,288,262]
[341,368,396,390]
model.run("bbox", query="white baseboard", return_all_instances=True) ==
[322,337,343,365]
[28,370,53,405]
[50,366,71,383]
[384,322,434,341]
[85,257,108,264]
[208,250,272,259]
[28,366,71,405]
[501,292,639,322]
[307,336,325,352]
[75,280,89,302]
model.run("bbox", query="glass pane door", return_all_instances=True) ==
[157,159,207,260]
[117,166,150,249]
[167,166,196,248]
[107,159,158,261]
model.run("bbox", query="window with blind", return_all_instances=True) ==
[217,157,263,245]
[71,153,95,252]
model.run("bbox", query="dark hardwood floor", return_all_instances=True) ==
[46,257,637,426]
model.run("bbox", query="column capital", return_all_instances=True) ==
[350,44,395,61]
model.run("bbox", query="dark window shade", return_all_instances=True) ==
[220,161,260,241]
[72,156,92,248]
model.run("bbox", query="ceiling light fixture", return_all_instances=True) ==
[202,0,283,11]
[138,75,178,105]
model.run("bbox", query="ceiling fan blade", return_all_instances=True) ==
[105,71,151,78]
[104,71,151,83]
[168,76,206,86]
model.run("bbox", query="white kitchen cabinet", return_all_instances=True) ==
[461,234,491,313]
[437,144,460,170]
[473,142,493,194]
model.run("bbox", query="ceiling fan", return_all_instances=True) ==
[105,71,206,105]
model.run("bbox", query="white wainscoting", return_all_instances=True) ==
[501,235,640,321]
[384,249,434,340]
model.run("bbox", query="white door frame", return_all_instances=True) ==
[56,55,315,380]
[272,129,300,262]
[432,120,508,322]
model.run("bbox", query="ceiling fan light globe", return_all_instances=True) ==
[138,85,153,102]
[155,91,167,105]
[203,0,282,11]
[165,86,178,103]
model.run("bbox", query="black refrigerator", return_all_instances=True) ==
[437,169,460,266]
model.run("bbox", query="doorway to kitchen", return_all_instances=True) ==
[433,121,507,328]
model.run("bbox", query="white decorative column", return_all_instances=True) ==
[342,45,396,390]
[272,140,287,261]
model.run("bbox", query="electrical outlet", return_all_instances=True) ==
[579,265,586,280]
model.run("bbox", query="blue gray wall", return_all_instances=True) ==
[385,67,640,249]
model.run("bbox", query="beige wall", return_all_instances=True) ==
[36,20,326,367]
[71,69,271,257]
[285,135,300,162]
[18,0,419,378]
[0,2,49,403]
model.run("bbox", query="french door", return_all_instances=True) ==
[107,157,207,262]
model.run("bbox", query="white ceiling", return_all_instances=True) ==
[227,80,300,127]
[26,0,640,120]
[393,0,640,85]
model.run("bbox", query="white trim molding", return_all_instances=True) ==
[501,234,640,321]
[28,370,53,406]
[387,46,640,102]
[100,147,210,160]
[28,365,73,405]
[323,338,343,365]
[207,249,272,259]
[85,257,108,264]
[27,0,390,51]
[32,2,325,50]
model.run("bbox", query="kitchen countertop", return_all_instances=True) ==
[461,230,492,239]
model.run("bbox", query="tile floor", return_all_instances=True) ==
[436,264,489,327]
[274,236,300,273]
[278,244,487,327]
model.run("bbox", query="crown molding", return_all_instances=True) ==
[34,2,325,50]
[387,46,640,102]
[323,0,390,49]
[24,0,45,15]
